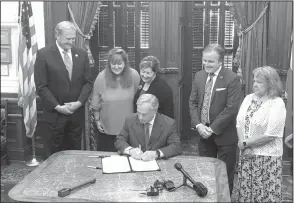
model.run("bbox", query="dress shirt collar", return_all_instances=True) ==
[56,40,71,56]
[210,66,222,77]
[147,113,156,126]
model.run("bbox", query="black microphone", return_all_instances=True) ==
[174,163,208,197]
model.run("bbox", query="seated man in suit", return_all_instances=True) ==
[114,94,182,161]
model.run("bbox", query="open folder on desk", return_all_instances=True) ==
[101,155,160,174]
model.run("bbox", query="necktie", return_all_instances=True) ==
[62,50,72,80]
[144,123,150,149]
[200,73,215,124]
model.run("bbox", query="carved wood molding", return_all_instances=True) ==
[158,67,179,74]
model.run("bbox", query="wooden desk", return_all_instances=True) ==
[9,150,230,202]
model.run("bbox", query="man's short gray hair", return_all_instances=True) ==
[136,94,159,111]
[55,21,76,37]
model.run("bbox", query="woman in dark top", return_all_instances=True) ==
[133,56,174,118]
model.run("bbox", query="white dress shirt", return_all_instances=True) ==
[206,67,222,120]
[124,113,164,157]
[56,41,73,64]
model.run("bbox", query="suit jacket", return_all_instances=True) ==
[34,43,93,123]
[189,68,241,145]
[114,113,182,158]
[133,76,174,118]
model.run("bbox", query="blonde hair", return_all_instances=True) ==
[253,66,283,98]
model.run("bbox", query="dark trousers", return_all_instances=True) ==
[97,131,117,152]
[45,114,83,158]
[198,136,237,196]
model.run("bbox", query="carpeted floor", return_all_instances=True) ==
[1,136,293,202]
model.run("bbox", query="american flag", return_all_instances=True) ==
[18,1,38,138]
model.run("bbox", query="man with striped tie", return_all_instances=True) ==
[34,21,93,157]
[189,44,241,195]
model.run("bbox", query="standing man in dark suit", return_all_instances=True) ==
[115,94,182,160]
[34,21,93,157]
[189,44,241,195]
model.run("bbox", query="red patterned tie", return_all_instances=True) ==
[200,73,215,124]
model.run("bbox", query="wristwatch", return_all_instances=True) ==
[243,141,247,147]
[156,150,161,159]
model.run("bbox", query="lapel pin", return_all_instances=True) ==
[220,76,223,79]
[75,54,78,57]
[138,85,142,90]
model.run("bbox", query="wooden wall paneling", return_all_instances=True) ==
[165,2,181,130]
[149,2,182,133]
[1,97,30,161]
[180,2,194,139]
[149,2,166,68]
[1,96,47,161]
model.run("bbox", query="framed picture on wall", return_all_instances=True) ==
[1,64,9,76]
[1,46,12,64]
[1,28,11,45]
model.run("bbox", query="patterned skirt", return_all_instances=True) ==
[236,154,282,202]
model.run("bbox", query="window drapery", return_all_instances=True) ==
[232,2,269,95]
[67,2,102,150]
[232,1,292,95]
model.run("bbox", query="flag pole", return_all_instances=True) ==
[18,1,43,166]
[21,0,43,167]
[25,135,43,166]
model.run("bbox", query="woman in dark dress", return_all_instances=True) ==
[133,56,174,118]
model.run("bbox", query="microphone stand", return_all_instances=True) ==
[171,176,194,192]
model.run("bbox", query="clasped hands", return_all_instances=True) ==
[197,124,213,139]
[55,101,82,115]
[130,147,157,161]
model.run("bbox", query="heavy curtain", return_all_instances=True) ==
[68,2,102,150]
[233,1,293,95]
[68,2,100,50]
[233,2,269,95]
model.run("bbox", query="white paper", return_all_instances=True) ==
[128,157,160,172]
[102,155,131,173]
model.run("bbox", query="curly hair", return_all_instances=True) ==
[104,48,133,88]
[139,55,160,73]
[253,66,283,98]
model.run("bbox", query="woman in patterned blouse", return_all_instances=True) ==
[236,66,286,202]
